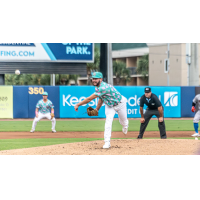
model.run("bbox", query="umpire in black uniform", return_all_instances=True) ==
[137,87,167,139]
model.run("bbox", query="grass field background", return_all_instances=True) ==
[0,119,194,132]
[0,119,195,151]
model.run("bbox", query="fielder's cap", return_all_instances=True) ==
[91,72,103,79]
[144,87,151,93]
[42,91,48,96]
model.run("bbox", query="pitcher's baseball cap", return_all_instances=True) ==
[91,72,103,79]
[144,87,151,93]
[42,91,48,96]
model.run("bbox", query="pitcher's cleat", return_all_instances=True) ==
[52,130,57,133]
[103,142,111,149]
[30,129,34,133]
[122,127,128,135]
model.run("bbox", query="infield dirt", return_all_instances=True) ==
[0,139,200,155]
[0,130,199,155]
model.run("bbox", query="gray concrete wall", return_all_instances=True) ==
[149,43,192,86]
[189,43,199,86]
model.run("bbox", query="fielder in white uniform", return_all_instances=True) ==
[30,92,56,133]
[191,94,200,137]
[74,72,129,149]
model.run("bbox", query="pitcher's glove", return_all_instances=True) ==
[50,113,55,119]
[87,107,98,116]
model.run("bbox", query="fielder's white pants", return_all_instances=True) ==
[104,96,129,142]
[193,110,200,123]
[32,112,56,131]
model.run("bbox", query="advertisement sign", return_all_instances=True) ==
[0,43,94,62]
[59,86,181,118]
[60,86,106,118]
[116,86,181,118]
[0,86,13,118]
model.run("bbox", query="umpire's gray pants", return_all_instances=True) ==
[138,109,167,139]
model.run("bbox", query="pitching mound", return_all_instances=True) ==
[0,139,200,155]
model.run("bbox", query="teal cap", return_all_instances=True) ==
[91,72,103,79]
[42,91,48,96]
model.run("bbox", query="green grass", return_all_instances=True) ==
[0,138,104,151]
[0,119,195,151]
[0,119,195,132]
[0,137,196,151]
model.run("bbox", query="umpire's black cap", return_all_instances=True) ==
[144,87,151,93]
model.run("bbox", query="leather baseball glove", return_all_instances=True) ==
[87,107,98,116]
[50,113,55,119]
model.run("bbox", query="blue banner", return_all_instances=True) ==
[0,43,93,62]
[59,86,181,118]
[116,86,181,118]
[28,86,60,118]
[13,86,29,118]
[60,86,106,118]
[13,86,60,118]
[12,85,185,119]
[181,87,195,117]
[45,43,93,62]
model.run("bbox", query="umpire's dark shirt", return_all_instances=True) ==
[140,93,162,110]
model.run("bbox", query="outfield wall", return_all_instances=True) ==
[13,86,60,119]
[0,86,196,118]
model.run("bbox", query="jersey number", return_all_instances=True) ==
[29,87,44,95]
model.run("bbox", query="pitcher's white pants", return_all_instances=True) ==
[104,96,129,142]
[32,112,56,131]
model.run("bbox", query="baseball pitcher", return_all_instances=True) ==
[191,94,200,137]
[74,72,129,149]
[30,92,56,133]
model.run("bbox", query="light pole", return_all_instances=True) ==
[167,43,170,86]
[50,74,55,86]
[107,43,113,85]
[186,43,191,86]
